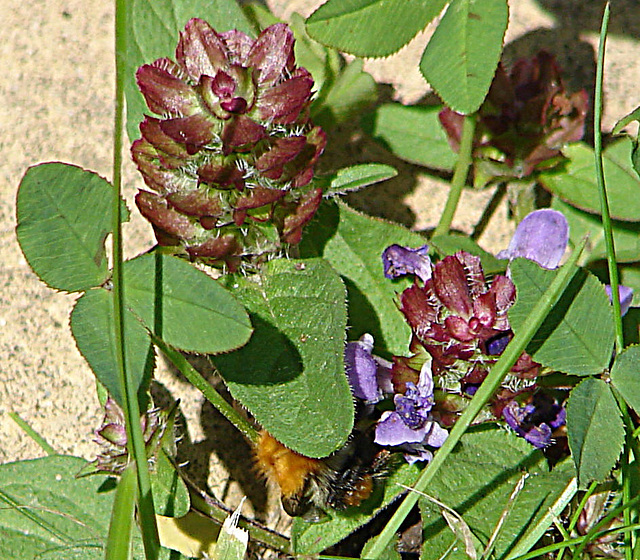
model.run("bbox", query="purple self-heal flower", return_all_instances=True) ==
[374,361,447,462]
[502,392,565,449]
[382,244,432,283]
[497,209,569,269]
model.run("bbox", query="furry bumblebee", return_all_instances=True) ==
[255,425,389,518]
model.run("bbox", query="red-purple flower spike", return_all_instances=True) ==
[440,51,588,184]
[399,251,522,382]
[132,19,326,271]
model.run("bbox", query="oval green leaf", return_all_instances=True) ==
[312,58,378,130]
[124,253,252,355]
[71,288,154,409]
[539,139,640,222]
[214,258,353,458]
[420,0,508,114]
[321,163,397,196]
[16,163,125,292]
[0,455,115,558]
[362,103,456,170]
[418,426,575,560]
[300,201,428,357]
[566,377,624,489]
[306,0,447,58]
[610,344,640,415]
[509,258,615,376]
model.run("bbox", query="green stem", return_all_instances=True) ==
[593,1,624,354]
[113,1,159,557]
[365,238,587,559]
[151,334,260,445]
[594,5,636,558]
[433,113,477,237]
[511,522,640,560]
[566,491,640,560]
[9,412,56,456]
[554,481,598,560]
[106,464,138,560]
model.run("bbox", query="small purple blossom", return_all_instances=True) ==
[345,334,383,403]
[374,362,448,463]
[502,393,566,449]
[382,244,432,283]
[497,209,569,269]
[499,209,634,313]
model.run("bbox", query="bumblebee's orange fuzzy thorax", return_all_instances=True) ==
[254,430,325,497]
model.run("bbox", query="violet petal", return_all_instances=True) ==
[497,209,568,269]
[605,285,634,317]
[345,334,381,403]
[375,411,425,445]
[423,421,449,448]
[382,244,432,282]
[524,424,552,449]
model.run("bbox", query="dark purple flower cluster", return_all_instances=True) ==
[440,51,588,184]
[132,19,326,271]
[372,209,636,453]
[351,211,573,457]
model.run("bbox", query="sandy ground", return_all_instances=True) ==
[1,0,639,520]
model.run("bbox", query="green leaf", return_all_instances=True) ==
[213,508,248,560]
[123,253,252,355]
[71,288,153,409]
[306,0,447,58]
[539,139,640,222]
[0,456,115,559]
[125,0,252,141]
[151,450,190,518]
[292,461,420,554]
[214,258,353,457]
[612,105,640,134]
[418,426,576,560]
[321,163,397,196]
[552,198,640,264]
[430,234,505,275]
[105,465,137,560]
[16,163,127,293]
[566,377,624,489]
[312,58,378,130]
[610,344,640,415]
[300,200,428,357]
[362,103,456,170]
[0,455,184,560]
[420,0,508,114]
[509,258,615,376]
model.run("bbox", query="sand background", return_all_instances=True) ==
[2,0,640,521]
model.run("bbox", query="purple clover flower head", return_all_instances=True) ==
[605,285,634,317]
[497,209,569,269]
[131,19,326,271]
[382,244,432,283]
[374,361,448,462]
[502,393,566,449]
[345,334,383,403]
